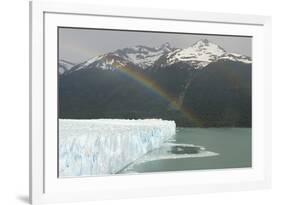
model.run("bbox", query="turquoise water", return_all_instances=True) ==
[122,128,252,173]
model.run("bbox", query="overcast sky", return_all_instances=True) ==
[59,27,252,64]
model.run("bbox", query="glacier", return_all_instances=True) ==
[59,119,176,177]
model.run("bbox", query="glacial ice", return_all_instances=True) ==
[59,119,176,177]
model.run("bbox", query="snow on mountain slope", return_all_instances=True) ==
[64,39,251,74]
[114,42,173,69]
[59,60,75,74]
[217,53,251,64]
[71,43,174,72]
[156,39,252,69]
[71,53,136,72]
[159,39,226,69]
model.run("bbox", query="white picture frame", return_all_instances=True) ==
[29,1,272,204]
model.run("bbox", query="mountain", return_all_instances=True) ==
[155,39,226,69]
[113,42,174,69]
[154,39,252,69]
[64,39,251,73]
[59,60,75,75]
[183,60,252,127]
[68,42,174,73]
[69,53,139,72]
[59,39,252,127]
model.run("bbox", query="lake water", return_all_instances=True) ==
[121,128,252,174]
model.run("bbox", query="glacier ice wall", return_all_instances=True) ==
[59,119,176,177]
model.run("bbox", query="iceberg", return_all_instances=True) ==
[59,119,176,177]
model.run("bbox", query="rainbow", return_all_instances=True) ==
[111,62,203,127]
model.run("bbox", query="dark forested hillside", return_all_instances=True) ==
[182,61,252,127]
[59,60,251,127]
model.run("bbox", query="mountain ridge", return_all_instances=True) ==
[58,60,75,74]
[60,39,251,73]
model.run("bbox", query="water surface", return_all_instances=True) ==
[122,128,252,173]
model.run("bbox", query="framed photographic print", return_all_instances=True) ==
[30,1,272,204]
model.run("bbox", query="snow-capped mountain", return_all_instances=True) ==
[156,39,226,69]
[70,43,174,72]
[113,42,173,69]
[70,53,137,72]
[59,60,75,74]
[65,39,251,74]
[155,39,251,69]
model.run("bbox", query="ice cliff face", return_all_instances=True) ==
[59,119,176,177]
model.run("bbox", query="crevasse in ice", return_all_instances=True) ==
[59,119,176,177]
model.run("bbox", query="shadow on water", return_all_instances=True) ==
[169,145,201,154]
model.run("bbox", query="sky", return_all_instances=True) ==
[59,27,252,64]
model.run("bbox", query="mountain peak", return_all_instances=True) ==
[111,43,174,69]
[191,39,225,52]
[155,42,172,53]
[191,39,226,56]
[193,39,210,46]
[190,39,211,49]
[160,42,171,49]
[74,43,175,71]
[161,39,227,69]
